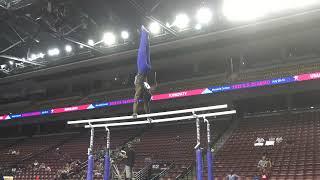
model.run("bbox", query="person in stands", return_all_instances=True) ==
[226,170,239,180]
[257,155,268,173]
[261,172,269,180]
[124,143,136,180]
[253,173,260,180]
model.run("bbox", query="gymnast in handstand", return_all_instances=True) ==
[132,26,153,119]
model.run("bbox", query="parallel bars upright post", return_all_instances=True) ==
[103,127,111,180]
[194,112,203,180]
[87,125,94,180]
[204,117,213,180]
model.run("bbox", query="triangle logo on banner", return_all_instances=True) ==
[87,104,95,109]
[5,115,11,120]
[201,88,212,94]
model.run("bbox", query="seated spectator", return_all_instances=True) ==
[261,173,269,180]
[226,170,239,180]
[8,149,12,154]
[39,163,46,170]
[254,137,265,146]
[33,160,39,166]
[11,149,17,155]
[265,138,275,146]
[263,158,273,177]
[253,173,260,180]
[175,135,181,143]
[57,163,71,180]
[65,162,71,173]
[266,158,272,169]
[276,137,283,143]
[257,155,268,172]
[11,167,16,174]
[45,166,51,172]
[33,160,39,170]
[72,160,81,174]
[256,137,265,143]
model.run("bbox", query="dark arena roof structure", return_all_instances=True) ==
[0,0,319,79]
[2,0,320,180]
[0,0,222,77]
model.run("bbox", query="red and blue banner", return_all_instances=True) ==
[0,71,318,122]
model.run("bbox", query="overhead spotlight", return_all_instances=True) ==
[173,13,190,29]
[30,54,37,60]
[103,32,116,46]
[195,24,202,30]
[38,53,45,58]
[48,48,60,56]
[65,45,72,53]
[79,44,84,48]
[149,21,161,35]
[223,0,268,21]
[29,53,45,61]
[9,61,14,65]
[269,0,318,12]
[196,7,213,24]
[88,39,95,46]
[121,31,129,40]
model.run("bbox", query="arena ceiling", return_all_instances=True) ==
[0,0,320,79]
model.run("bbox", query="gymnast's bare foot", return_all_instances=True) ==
[132,113,138,119]
[147,117,153,123]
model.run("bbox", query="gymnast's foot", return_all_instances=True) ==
[147,117,153,123]
[132,113,138,119]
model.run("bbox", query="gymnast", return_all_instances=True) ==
[132,26,154,119]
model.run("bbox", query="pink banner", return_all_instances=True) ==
[109,99,135,106]
[52,104,91,114]
[0,115,7,120]
[22,112,41,117]
[152,88,206,101]
[231,80,271,89]
[294,71,320,81]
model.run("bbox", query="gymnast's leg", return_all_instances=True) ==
[143,96,150,114]
[133,84,143,118]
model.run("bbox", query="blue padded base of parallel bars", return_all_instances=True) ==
[87,154,94,180]
[104,154,111,180]
[207,149,213,180]
[196,149,203,180]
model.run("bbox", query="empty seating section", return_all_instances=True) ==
[237,61,320,82]
[0,101,31,114]
[2,133,78,180]
[28,96,82,111]
[214,111,320,180]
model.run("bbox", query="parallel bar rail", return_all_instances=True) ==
[68,104,228,125]
[84,110,236,128]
